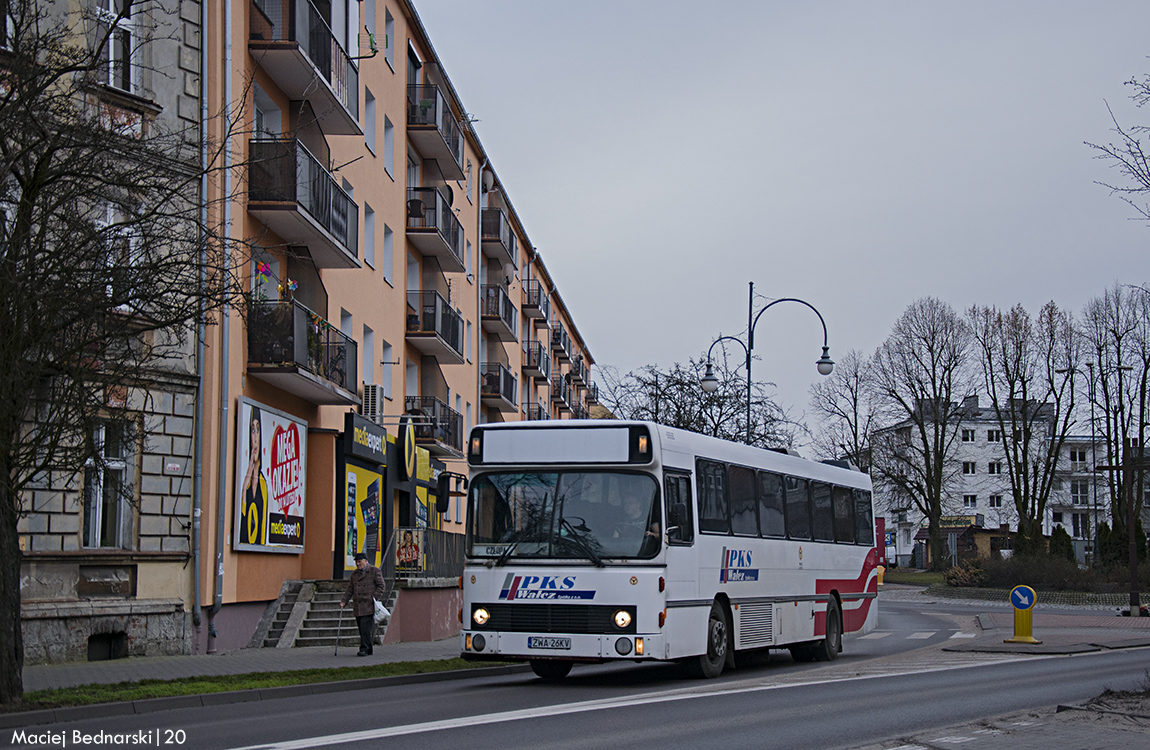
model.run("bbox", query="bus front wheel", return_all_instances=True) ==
[530,659,573,680]
[685,600,729,678]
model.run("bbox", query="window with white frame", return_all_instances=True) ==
[963,494,977,509]
[83,422,130,549]
[363,204,375,267]
[1070,480,1090,505]
[384,9,395,69]
[988,430,1001,442]
[364,89,376,153]
[1070,449,1089,471]
[96,0,139,94]
[380,340,393,398]
[962,429,975,442]
[1072,512,1088,539]
[383,116,394,176]
[988,462,1002,475]
[988,494,1003,508]
[382,224,393,283]
[962,461,976,475]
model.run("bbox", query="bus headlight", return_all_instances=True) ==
[473,607,490,626]
[613,609,632,629]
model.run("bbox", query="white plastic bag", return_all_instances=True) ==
[373,599,390,624]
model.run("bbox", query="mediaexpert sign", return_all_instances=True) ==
[233,397,307,554]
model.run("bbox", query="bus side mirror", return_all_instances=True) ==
[435,474,450,513]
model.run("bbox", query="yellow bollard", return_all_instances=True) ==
[1004,584,1042,644]
[876,565,885,586]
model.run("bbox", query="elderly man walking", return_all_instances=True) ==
[341,552,385,656]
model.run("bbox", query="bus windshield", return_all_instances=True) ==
[468,471,661,561]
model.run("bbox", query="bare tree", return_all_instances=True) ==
[598,352,796,448]
[1087,73,1150,223]
[0,1,245,704]
[967,302,1080,554]
[807,348,875,470]
[1081,284,1150,532]
[870,298,975,571]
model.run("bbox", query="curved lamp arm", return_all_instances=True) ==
[750,298,834,376]
[701,335,748,393]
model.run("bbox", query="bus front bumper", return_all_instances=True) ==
[460,630,663,661]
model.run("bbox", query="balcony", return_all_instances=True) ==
[551,322,571,363]
[571,402,589,420]
[584,383,599,405]
[247,298,358,404]
[480,208,517,269]
[248,139,359,268]
[526,404,551,421]
[522,339,550,381]
[406,84,464,179]
[550,372,571,412]
[569,358,589,386]
[481,362,518,414]
[248,0,360,135]
[406,187,465,272]
[522,279,550,327]
[405,291,464,364]
[404,396,463,457]
[481,285,518,341]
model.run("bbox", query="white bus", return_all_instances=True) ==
[459,420,878,679]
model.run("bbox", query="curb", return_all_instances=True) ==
[0,664,534,730]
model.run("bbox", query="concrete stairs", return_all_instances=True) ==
[253,579,396,649]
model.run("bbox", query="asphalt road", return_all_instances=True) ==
[11,601,1149,750]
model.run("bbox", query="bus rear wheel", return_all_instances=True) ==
[685,600,728,678]
[811,599,842,662]
[530,659,573,680]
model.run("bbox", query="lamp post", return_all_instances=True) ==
[700,282,834,445]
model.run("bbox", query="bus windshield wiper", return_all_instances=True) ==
[559,516,605,567]
[493,534,520,566]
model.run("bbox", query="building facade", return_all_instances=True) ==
[17,0,601,663]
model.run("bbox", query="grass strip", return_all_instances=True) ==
[881,569,946,586]
[13,658,508,713]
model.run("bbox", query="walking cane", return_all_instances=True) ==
[335,604,343,657]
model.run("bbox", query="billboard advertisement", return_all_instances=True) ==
[233,397,307,553]
[344,463,384,569]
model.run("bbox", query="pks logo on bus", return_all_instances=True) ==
[499,574,596,601]
[720,548,759,583]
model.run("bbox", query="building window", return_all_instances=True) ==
[963,461,976,475]
[1072,513,1088,539]
[83,423,130,549]
[383,116,394,176]
[363,204,375,267]
[382,224,393,283]
[97,0,138,94]
[1070,480,1090,505]
[962,429,975,442]
[384,9,395,70]
[988,462,1002,475]
[963,494,977,509]
[364,89,376,153]
[988,430,1001,442]
[1052,512,1063,524]
[380,340,393,398]
[988,495,1003,508]
[362,325,374,386]
[1070,449,1089,471]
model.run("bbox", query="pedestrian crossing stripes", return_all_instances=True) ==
[855,630,978,640]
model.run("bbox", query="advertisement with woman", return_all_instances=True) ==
[344,464,384,569]
[233,397,307,553]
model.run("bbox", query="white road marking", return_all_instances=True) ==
[907,632,936,639]
[859,632,893,639]
[948,632,978,639]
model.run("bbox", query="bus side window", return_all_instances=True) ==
[833,486,856,543]
[854,489,874,547]
[758,471,786,538]
[811,482,834,542]
[729,465,758,536]
[696,459,729,534]
[785,477,811,540]
[665,474,694,544]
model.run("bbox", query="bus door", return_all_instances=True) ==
[662,471,696,596]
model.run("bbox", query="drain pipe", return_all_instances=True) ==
[191,0,210,634]
[477,159,488,422]
[207,0,235,654]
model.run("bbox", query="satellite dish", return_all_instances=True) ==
[503,262,515,283]
[442,184,453,207]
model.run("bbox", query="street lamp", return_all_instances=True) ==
[699,282,834,445]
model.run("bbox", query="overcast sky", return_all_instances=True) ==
[414,1,1150,435]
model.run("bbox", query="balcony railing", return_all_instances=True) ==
[522,279,550,325]
[406,84,464,178]
[406,187,465,271]
[404,396,463,455]
[481,284,518,341]
[571,402,589,420]
[522,339,550,381]
[550,372,571,409]
[551,321,571,362]
[481,362,518,411]
[249,0,359,134]
[247,298,357,400]
[569,358,589,385]
[481,208,517,268]
[406,290,464,362]
[526,404,550,421]
[584,382,599,405]
[248,138,358,267]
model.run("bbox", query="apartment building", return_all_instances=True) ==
[16,0,600,663]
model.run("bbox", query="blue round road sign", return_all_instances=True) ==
[1009,585,1037,610]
